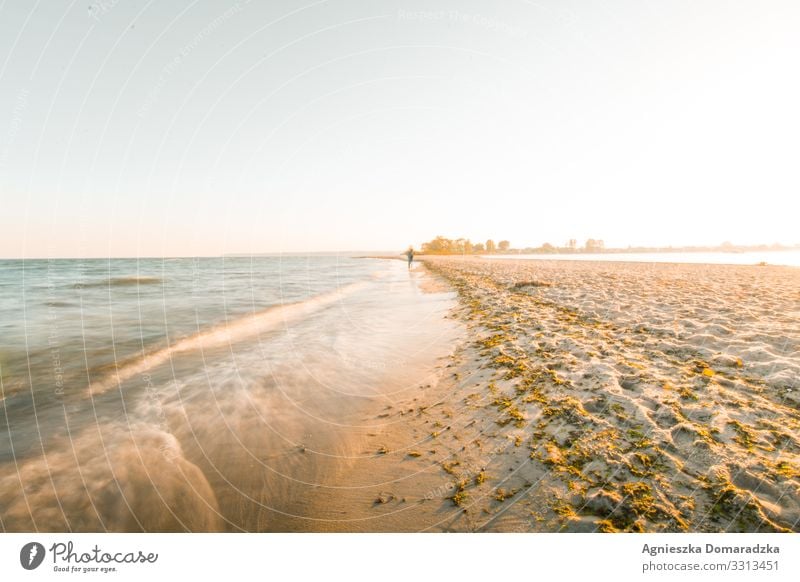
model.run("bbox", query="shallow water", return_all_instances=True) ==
[0,257,459,531]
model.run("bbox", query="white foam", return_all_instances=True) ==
[86,281,369,396]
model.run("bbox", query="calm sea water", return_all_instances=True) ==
[0,257,375,397]
[0,257,458,531]
[484,250,800,267]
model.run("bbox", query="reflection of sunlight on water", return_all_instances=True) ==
[0,258,460,531]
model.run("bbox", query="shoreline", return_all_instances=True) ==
[0,258,463,532]
[358,252,800,269]
[330,257,800,532]
[2,257,797,532]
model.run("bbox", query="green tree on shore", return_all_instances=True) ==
[420,236,511,255]
[421,236,472,254]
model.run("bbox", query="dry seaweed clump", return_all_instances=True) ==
[477,333,509,350]
[492,394,526,427]
[583,482,689,532]
[510,280,553,290]
[448,477,470,507]
[552,498,577,519]
[701,469,790,532]
[727,420,761,450]
[771,460,799,480]
[449,489,468,507]
[493,487,518,502]
[542,396,588,422]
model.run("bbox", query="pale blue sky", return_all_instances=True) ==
[1,0,798,257]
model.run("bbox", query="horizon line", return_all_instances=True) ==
[2,242,800,261]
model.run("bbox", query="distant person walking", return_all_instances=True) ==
[406,247,414,268]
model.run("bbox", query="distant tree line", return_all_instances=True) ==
[416,237,798,256]
[418,236,603,255]
[516,239,605,253]
[419,236,510,254]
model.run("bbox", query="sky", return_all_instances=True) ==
[0,0,798,258]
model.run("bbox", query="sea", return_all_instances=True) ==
[0,256,458,531]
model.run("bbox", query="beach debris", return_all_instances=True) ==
[375,492,395,504]
[494,487,518,502]
[510,280,553,289]
[448,478,470,507]
[441,460,461,475]
[449,490,468,506]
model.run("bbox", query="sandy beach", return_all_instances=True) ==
[2,256,798,533]
[316,256,800,532]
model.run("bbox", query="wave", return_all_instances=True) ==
[86,280,369,396]
[0,424,223,531]
[73,276,162,289]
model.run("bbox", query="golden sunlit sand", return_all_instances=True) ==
[414,257,799,531]
[316,257,800,532]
